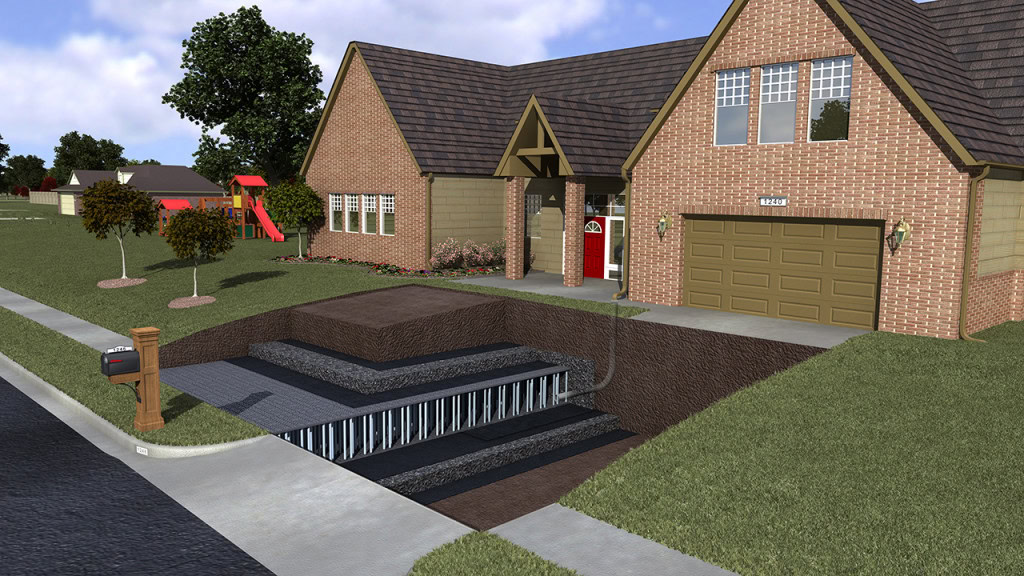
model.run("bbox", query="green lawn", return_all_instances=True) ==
[0,202,641,344]
[409,533,577,576]
[560,323,1024,575]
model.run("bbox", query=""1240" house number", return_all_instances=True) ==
[759,196,788,207]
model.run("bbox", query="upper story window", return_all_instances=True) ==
[759,63,798,144]
[715,68,750,146]
[362,194,377,234]
[345,194,359,233]
[380,194,395,236]
[809,56,852,142]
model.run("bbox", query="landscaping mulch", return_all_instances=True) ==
[168,296,216,309]
[97,278,147,289]
[273,255,503,278]
[427,434,648,531]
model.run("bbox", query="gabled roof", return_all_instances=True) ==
[229,175,269,188]
[53,170,116,192]
[116,165,224,193]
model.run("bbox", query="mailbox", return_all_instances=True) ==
[101,349,140,377]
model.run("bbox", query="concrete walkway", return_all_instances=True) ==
[456,272,867,348]
[0,286,132,352]
[491,504,737,576]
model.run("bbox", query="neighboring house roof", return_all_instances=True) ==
[53,165,224,194]
[308,0,1024,178]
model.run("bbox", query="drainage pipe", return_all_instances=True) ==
[558,303,617,401]
[959,165,990,342]
[425,172,434,267]
[613,168,632,300]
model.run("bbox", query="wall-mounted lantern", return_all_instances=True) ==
[657,214,672,240]
[886,218,911,255]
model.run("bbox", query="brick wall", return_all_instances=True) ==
[505,177,525,279]
[306,51,428,269]
[630,0,974,338]
[564,176,585,287]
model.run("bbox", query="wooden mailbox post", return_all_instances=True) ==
[106,327,164,432]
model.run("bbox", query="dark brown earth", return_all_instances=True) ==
[427,434,648,530]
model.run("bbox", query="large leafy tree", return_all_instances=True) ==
[0,133,9,194]
[50,131,127,186]
[264,178,324,257]
[5,155,48,191]
[191,133,250,189]
[164,208,235,298]
[80,180,159,280]
[126,158,161,166]
[163,6,324,185]
[39,176,59,192]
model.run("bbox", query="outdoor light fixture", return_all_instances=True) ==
[657,213,672,240]
[886,218,911,255]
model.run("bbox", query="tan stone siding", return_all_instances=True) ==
[967,174,1024,334]
[630,0,974,339]
[305,51,428,269]
[430,176,505,248]
[524,177,565,273]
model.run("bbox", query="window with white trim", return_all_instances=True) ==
[809,56,852,142]
[329,193,344,232]
[715,68,750,146]
[345,194,359,233]
[362,194,377,234]
[380,194,395,236]
[525,193,542,238]
[759,62,798,144]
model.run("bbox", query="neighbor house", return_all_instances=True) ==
[301,0,1024,339]
[54,165,225,216]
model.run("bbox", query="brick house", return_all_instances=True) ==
[302,0,1024,339]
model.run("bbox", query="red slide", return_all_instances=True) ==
[250,197,285,242]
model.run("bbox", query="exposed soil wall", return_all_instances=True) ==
[159,285,825,436]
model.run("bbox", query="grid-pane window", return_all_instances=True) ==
[760,62,798,143]
[346,194,359,233]
[380,194,395,235]
[363,194,377,234]
[329,194,344,232]
[809,57,852,141]
[715,68,750,145]
[525,193,542,238]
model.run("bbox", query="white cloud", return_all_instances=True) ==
[0,0,605,164]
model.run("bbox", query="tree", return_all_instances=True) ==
[163,6,324,185]
[39,176,58,192]
[15,186,29,198]
[126,159,162,166]
[191,133,250,189]
[810,99,851,142]
[164,208,235,298]
[0,133,9,195]
[5,155,48,191]
[80,179,159,280]
[264,178,324,257]
[49,131,127,186]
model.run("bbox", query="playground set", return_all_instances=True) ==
[158,175,284,241]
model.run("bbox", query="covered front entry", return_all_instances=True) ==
[583,217,605,278]
[682,216,883,330]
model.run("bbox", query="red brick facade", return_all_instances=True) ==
[505,177,526,280]
[306,52,429,270]
[564,176,586,287]
[629,0,980,338]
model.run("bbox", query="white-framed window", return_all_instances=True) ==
[715,68,750,146]
[759,62,798,144]
[362,194,377,234]
[345,194,359,233]
[526,193,542,238]
[380,194,395,236]
[809,56,852,142]
[329,193,344,232]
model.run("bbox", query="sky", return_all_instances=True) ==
[0,0,937,170]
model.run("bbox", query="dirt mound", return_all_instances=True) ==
[168,296,216,309]
[97,278,147,289]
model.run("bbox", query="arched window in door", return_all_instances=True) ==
[584,220,603,233]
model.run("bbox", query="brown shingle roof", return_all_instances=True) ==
[839,0,1024,165]
[52,170,116,192]
[357,38,706,176]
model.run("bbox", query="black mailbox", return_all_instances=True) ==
[101,349,140,377]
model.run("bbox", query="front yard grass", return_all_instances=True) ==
[560,323,1024,575]
[0,306,266,445]
[409,533,577,576]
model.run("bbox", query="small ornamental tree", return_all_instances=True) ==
[164,208,235,298]
[264,178,323,257]
[81,179,159,279]
[39,176,58,192]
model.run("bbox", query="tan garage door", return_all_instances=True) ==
[683,217,882,329]
[59,194,75,216]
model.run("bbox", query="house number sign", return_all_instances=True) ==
[759,196,788,207]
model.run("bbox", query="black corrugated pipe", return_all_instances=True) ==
[558,303,617,401]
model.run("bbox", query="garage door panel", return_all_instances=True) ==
[684,218,881,330]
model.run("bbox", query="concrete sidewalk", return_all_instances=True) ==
[491,504,738,576]
[0,286,132,352]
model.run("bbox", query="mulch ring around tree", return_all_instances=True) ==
[168,296,216,309]
[97,278,148,289]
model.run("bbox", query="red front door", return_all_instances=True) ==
[583,216,606,279]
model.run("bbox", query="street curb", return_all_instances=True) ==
[0,352,266,459]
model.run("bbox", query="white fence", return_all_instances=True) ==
[29,191,58,205]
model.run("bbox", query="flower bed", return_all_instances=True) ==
[273,255,503,277]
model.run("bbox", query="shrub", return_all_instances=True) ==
[431,237,508,270]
